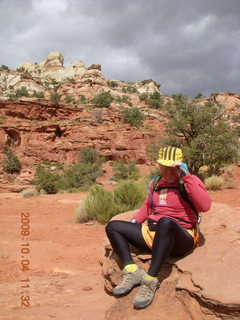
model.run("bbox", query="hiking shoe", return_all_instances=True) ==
[133,277,159,309]
[112,268,146,296]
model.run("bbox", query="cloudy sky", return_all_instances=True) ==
[0,0,239,97]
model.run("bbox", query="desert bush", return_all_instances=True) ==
[16,86,29,97]
[163,95,239,175]
[34,150,103,194]
[204,175,224,190]
[21,189,38,198]
[139,93,149,101]
[112,160,140,181]
[114,180,146,211]
[60,162,102,191]
[0,64,10,70]
[80,147,103,164]
[35,165,61,194]
[32,91,44,98]
[75,201,91,223]
[91,91,113,107]
[122,107,144,127]
[2,149,21,174]
[50,92,61,104]
[64,95,75,103]
[122,86,137,93]
[115,95,132,106]
[107,81,118,88]
[78,179,147,224]
[83,186,118,224]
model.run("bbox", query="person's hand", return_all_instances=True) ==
[130,218,137,223]
[172,161,189,177]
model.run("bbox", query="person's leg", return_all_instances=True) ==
[148,217,194,276]
[105,220,149,266]
[133,217,194,309]
[105,220,150,296]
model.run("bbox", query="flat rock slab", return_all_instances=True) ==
[102,203,240,319]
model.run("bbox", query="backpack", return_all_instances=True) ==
[147,175,202,225]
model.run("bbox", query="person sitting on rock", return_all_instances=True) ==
[105,146,212,309]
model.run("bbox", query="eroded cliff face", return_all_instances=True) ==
[0,99,165,171]
[0,52,239,190]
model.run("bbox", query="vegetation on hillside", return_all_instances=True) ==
[75,179,147,224]
[2,149,21,174]
[147,94,239,176]
[34,148,104,194]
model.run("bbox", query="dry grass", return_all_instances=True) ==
[74,200,91,223]
[204,175,224,190]
[21,189,38,198]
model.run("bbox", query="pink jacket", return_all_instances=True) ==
[133,173,212,228]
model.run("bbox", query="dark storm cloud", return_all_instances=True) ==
[0,0,239,97]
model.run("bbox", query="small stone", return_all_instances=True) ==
[82,286,93,291]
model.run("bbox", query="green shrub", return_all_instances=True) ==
[115,95,132,106]
[80,147,102,164]
[34,165,61,194]
[107,81,118,88]
[60,162,102,191]
[34,150,103,194]
[64,95,75,103]
[148,91,164,109]
[16,86,29,97]
[194,93,204,99]
[2,149,21,174]
[83,186,118,224]
[32,91,44,98]
[114,180,146,210]
[0,64,10,70]
[139,93,149,101]
[112,160,140,181]
[122,86,137,93]
[164,96,239,175]
[122,107,144,127]
[77,179,147,224]
[50,92,61,104]
[91,91,113,107]
[204,175,224,190]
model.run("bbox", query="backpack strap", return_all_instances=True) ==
[147,175,201,224]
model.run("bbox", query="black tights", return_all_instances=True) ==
[105,217,194,277]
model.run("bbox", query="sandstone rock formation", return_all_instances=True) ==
[0,52,239,191]
[0,52,161,101]
[101,203,240,319]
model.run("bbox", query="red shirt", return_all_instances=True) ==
[133,173,212,228]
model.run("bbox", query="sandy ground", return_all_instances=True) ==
[0,167,239,320]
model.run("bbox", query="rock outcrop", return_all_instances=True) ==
[101,203,240,319]
[0,52,161,101]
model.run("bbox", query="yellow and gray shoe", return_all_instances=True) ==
[112,267,146,296]
[133,276,159,309]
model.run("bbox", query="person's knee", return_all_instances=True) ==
[105,220,123,235]
[105,220,115,235]
[156,217,176,232]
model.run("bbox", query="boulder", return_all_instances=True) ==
[101,203,240,319]
[42,51,64,69]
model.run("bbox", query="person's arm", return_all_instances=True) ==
[131,195,152,223]
[182,173,211,212]
[173,161,211,212]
